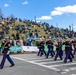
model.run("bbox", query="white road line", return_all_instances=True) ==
[68,67,76,71]
[11,56,26,61]
[11,56,56,62]
[11,56,60,62]
[32,58,53,61]
[60,68,76,75]
[26,57,45,60]
[31,58,60,62]
[11,56,76,72]
[11,56,61,71]
[63,69,70,72]
[21,57,46,60]
[61,72,67,74]
[27,61,61,71]
[39,60,72,65]
[11,56,46,60]
[48,62,76,67]
[39,60,63,64]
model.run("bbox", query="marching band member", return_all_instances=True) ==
[46,39,54,58]
[0,38,15,69]
[54,40,63,61]
[37,40,46,56]
[64,40,72,63]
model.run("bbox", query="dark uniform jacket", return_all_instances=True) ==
[46,41,53,50]
[65,42,72,51]
[37,41,45,49]
[2,41,10,53]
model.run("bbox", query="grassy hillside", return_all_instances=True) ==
[0,21,48,40]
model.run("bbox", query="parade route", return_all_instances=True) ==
[0,53,76,75]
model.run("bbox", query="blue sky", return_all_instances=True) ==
[0,0,76,31]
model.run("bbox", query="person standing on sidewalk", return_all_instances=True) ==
[0,38,15,69]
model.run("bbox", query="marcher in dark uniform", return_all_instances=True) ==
[0,38,15,69]
[64,40,72,63]
[70,41,74,58]
[37,41,42,56]
[54,41,63,61]
[73,40,76,55]
[37,40,46,56]
[46,39,54,58]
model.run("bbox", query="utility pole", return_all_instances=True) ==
[34,15,36,23]
[71,23,74,38]
[69,25,71,31]
[72,23,73,31]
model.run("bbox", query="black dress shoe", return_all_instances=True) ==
[9,64,15,67]
[69,60,72,62]
[54,59,56,61]
[0,67,3,69]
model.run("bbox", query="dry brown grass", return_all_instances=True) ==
[1,22,47,39]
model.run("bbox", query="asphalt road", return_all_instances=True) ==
[0,53,76,75]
